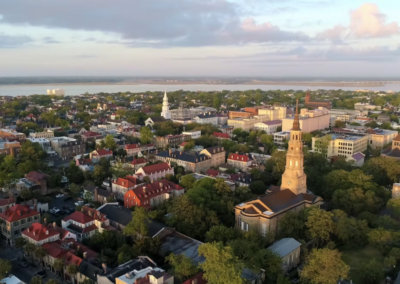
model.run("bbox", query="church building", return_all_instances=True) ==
[161,91,171,119]
[234,100,322,236]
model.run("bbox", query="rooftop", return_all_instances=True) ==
[268,238,301,258]
[0,204,40,222]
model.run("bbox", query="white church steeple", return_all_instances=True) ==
[161,90,171,119]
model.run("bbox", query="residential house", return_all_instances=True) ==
[94,187,115,204]
[135,163,174,182]
[200,146,226,168]
[22,222,60,245]
[116,266,173,284]
[156,150,212,173]
[90,149,113,163]
[124,179,184,209]
[227,153,255,172]
[0,198,16,213]
[76,157,94,172]
[229,172,253,187]
[145,116,167,128]
[347,152,366,167]
[153,134,190,149]
[0,204,40,246]
[81,131,103,142]
[268,238,301,272]
[112,176,140,200]
[182,273,207,284]
[17,171,50,195]
[0,140,21,158]
[212,132,230,140]
[130,158,147,171]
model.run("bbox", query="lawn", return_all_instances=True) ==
[341,245,385,283]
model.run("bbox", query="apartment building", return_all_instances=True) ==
[229,111,252,119]
[156,150,212,173]
[254,120,282,134]
[22,223,60,246]
[0,129,26,142]
[227,115,269,131]
[200,146,226,167]
[29,130,55,139]
[354,103,381,111]
[90,149,113,162]
[0,204,40,246]
[49,137,86,159]
[365,128,398,150]
[135,162,174,182]
[193,112,218,125]
[258,107,287,120]
[0,140,21,158]
[124,179,184,209]
[274,131,291,146]
[124,143,155,156]
[182,130,201,139]
[282,107,330,133]
[312,133,368,158]
[112,176,140,200]
[27,138,55,154]
[153,134,190,149]
[328,109,360,123]
[227,153,255,172]
[81,131,103,142]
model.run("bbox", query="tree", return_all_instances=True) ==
[19,188,32,204]
[166,253,199,282]
[104,135,117,152]
[66,161,84,184]
[183,140,195,151]
[118,251,131,265]
[214,178,231,196]
[198,242,244,284]
[334,120,346,128]
[24,242,36,262]
[332,210,369,247]
[301,248,349,284]
[69,183,81,198]
[140,126,153,144]
[278,211,305,240]
[387,198,400,218]
[46,280,59,284]
[34,246,47,266]
[180,174,196,190]
[205,225,241,244]
[123,207,150,239]
[213,97,222,112]
[30,276,42,284]
[306,208,334,247]
[0,258,11,279]
[66,264,79,284]
[359,259,384,284]
[249,181,266,195]
[14,237,27,248]
[53,258,65,278]
[143,176,151,184]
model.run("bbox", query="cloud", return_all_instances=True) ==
[42,36,60,44]
[0,0,309,47]
[319,3,400,40]
[0,34,32,48]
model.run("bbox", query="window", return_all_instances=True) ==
[13,221,19,226]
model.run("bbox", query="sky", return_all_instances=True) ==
[0,0,399,77]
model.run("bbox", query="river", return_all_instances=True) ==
[0,83,399,97]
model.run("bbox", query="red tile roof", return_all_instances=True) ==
[95,149,113,156]
[22,222,59,242]
[125,144,140,150]
[180,142,188,146]
[0,198,15,207]
[113,176,138,188]
[213,132,230,138]
[81,206,107,221]
[182,272,207,284]
[26,171,49,182]
[82,131,102,137]
[131,158,147,165]
[206,169,219,177]
[140,162,171,174]
[0,204,40,222]
[62,211,94,224]
[228,153,253,162]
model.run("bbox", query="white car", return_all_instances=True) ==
[74,201,84,206]
[56,194,64,198]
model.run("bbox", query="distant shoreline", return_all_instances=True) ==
[1,80,396,88]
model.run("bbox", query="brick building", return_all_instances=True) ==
[304,92,331,109]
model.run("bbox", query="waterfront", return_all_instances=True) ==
[0,83,399,97]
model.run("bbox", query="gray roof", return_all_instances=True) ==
[156,150,210,164]
[79,260,103,281]
[268,238,301,258]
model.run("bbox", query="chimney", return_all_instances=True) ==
[46,230,49,235]
[143,186,146,193]
[53,222,57,229]
[83,252,87,259]
[27,227,30,233]
[102,263,107,274]
[77,246,80,251]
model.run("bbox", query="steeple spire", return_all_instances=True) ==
[292,99,300,130]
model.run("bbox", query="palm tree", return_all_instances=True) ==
[66,264,79,284]
[14,237,27,249]
[34,246,47,267]
[24,242,36,263]
[53,258,65,281]
[30,276,42,284]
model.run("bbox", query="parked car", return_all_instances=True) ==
[34,270,47,278]
[64,197,72,201]
[55,194,64,198]
[75,201,84,206]
[65,209,70,214]
[18,261,28,268]
[59,210,66,215]
[69,207,75,212]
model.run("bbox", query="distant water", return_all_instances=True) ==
[0,84,399,97]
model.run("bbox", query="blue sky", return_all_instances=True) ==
[0,0,399,77]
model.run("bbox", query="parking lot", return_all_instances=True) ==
[45,194,79,223]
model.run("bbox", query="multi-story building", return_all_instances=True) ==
[124,143,155,156]
[193,112,218,125]
[304,92,331,109]
[227,116,269,131]
[365,128,398,150]
[312,132,368,158]
[156,150,212,173]
[26,138,55,154]
[29,130,55,139]
[124,179,184,209]
[274,131,291,146]
[234,100,322,236]
[328,109,359,123]
[182,131,201,139]
[228,111,252,119]
[381,135,400,160]
[254,120,282,134]
[153,134,190,149]
[0,204,40,246]
[81,131,103,142]
[0,198,16,213]
[135,162,174,181]
[112,176,140,200]
[116,265,173,284]
[282,107,330,133]
[354,103,381,111]
[258,107,287,120]
[22,222,60,246]
[90,149,113,162]
[47,89,65,96]
[200,146,226,168]
[49,137,86,159]
[0,140,21,158]
[216,113,229,125]
[0,129,26,142]
[227,153,254,172]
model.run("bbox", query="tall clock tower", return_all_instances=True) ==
[281,99,307,195]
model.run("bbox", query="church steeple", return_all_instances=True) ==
[161,90,171,119]
[281,98,307,195]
